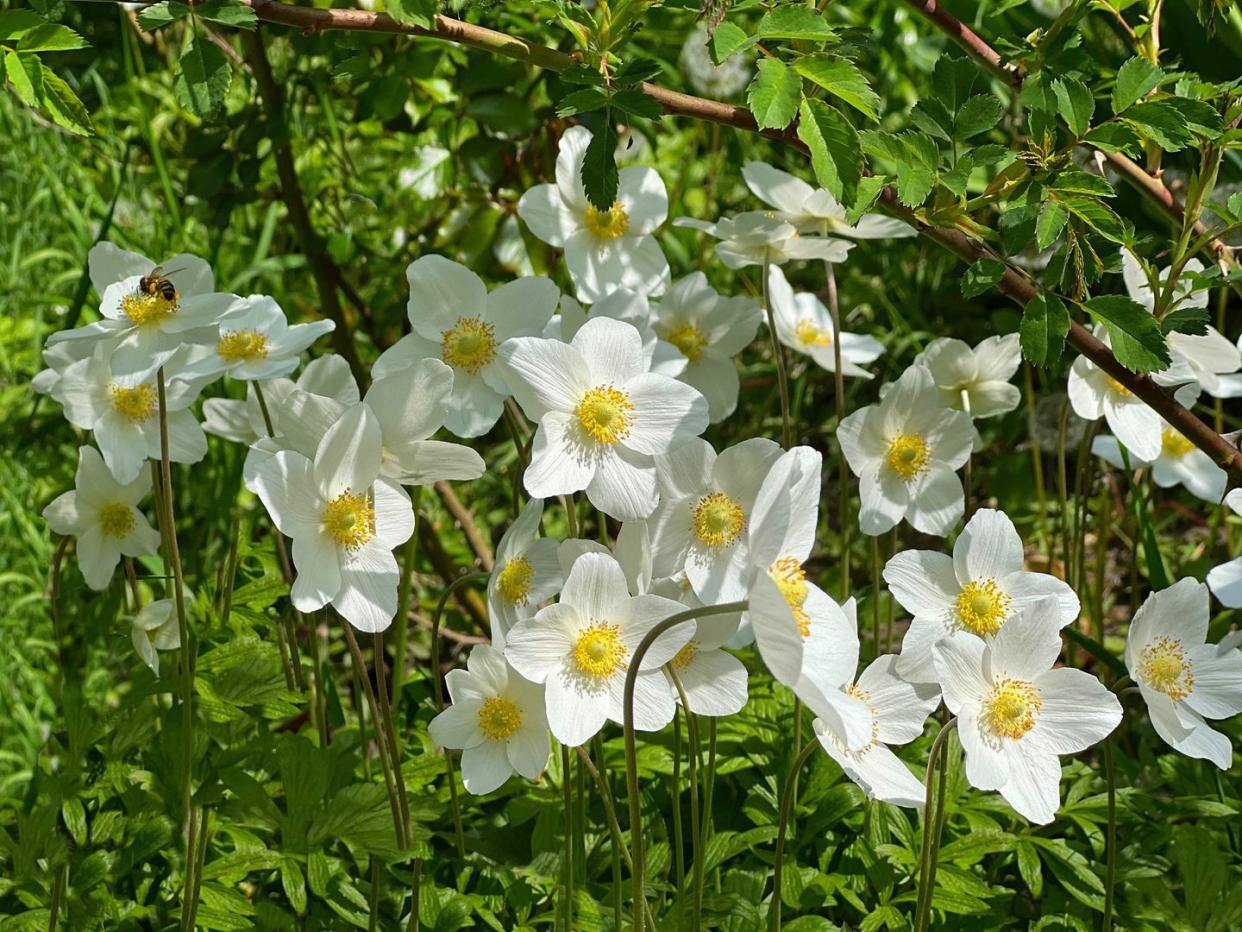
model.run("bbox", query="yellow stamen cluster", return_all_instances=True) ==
[1139,636,1194,700]
[575,385,635,445]
[441,316,498,375]
[573,622,628,679]
[955,578,1012,636]
[584,202,630,239]
[322,489,376,549]
[795,320,832,347]
[982,679,1042,740]
[670,640,699,671]
[769,556,811,638]
[120,292,177,327]
[886,433,930,481]
[1105,376,1132,398]
[217,329,271,362]
[99,502,135,539]
[477,696,522,740]
[666,322,708,363]
[691,491,746,549]
[110,383,158,422]
[496,556,535,606]
[1160,429,1196,459]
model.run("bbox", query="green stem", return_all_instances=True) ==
[914,718,957,932]
[374,632,412,848]
[823,257,852,601]
[769,739,819,932]
[668,669,702,931]
[671,709,685,902]
[761,252,792,449]
[392,487,423,716]
[1103,737,1117,932]
[561,743,574,932]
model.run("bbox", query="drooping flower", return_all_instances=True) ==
[674,211,852,269]
[934,600,1121,824]
[837,364,974,536]
[517,125,671,303]
[1207,490,1242,608]
[543,289,686,378]
[503,552,691,747]
[131,599,182,675]
[42,445,162,591]
[372,255,558,438]
[1068,325,1163,461]
[885,509,1080,682]
[742,161,915,239]
[914,335,1022,419]
[179,294,335,383]
[649,272,762,422]
[427,645,550,794]
[499,316,709,521]
[488,497,563,649]
[766,265,884,378]
[252,404,415,632]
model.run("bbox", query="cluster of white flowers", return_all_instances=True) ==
[39,126,1242,826]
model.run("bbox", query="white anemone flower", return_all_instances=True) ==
[131,599,182,675]
[913,335,1022,419]
[1092,431,1225,504]
[179,295,335,383]
[885,509,1080,682]
[499,316,709,521]
[934,601,1122,824]
[428,645,549,794]
[1125,578,1242,770]
[488,497,563,649]
[838,364,974,537]
[814,651,942,808]
[649,437,783,603]
[46,242,237,380]
[742,161,916,239]
[42,446,161,591]
[674,210,853,269]
[1123,249,1240,396]
[372,255,558,438]
[202,355,358,446]
[543,289,686,378]
[766,265,884,378]
[503,552,691,747]
[53,344,209,484]
[252,404,415,632]
[657,597,749,717]
[517,125,671,303]
[649,272,762,422]
[1207,490,1242,608]
[32,340,97,397]
[1068,327,1161,461]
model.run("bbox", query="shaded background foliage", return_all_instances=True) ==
[3,0,1242,929]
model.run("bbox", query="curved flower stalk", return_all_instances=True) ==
[838,364,974,536]
[1125,578,1242,768]
[766,264,884,378]
[499,316,709,521]
[428,644,550,794]
[42,445,161,590]
[742,161,916,239]
[934,600,1121,824]
[913,335,1022,418]
[649,272,762,422]
[372,255,559,438]
[543,288,685,377]
[674,210,852,269]
[517,125,671,303]
[131,599,183,675]
[885,508,1080,682]
[179,294,335,383]
[487,497,563,649]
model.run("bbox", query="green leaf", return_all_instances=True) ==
[709,21,753,65]
[932,55,978,116]
[555,86,608,117]
[1161,304,1210,336]
[4,50,42,107]
[756,6,836,41]
[559,63,604,86]
[580,115,618,211]
[844,174,888,226]
[1036,199,1068,249]
[196,0,258,30]
[747,58,801,131]
[1020,293,1070,366]
[1049,171,1115,197]
[1170,97,1225,137]
[1083,295,1171,372]
[895,131,938,207]
[0,10,46,41]
[909,98,952,140]
[796,97,861,207]
[1123,100,1193,151]
[954,94,1003,138]
[16,23,87,52]
[1052,77,1094,137]
[1016,841,1044,897]
[1083,122,1140,153]
[1062,195,1128,243]
[40,69,92,135]
[174,36,231,119]
[961,258,1006,298]
[137,2,191,31]
[611,89,662,120]
[281,859,308,916]
[1112,56,1163,113]
[385,0,437,29]
[61,798,87,847]
[612,58,662,85]
[793,55,879,120]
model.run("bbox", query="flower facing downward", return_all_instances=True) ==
[1125,578,1242,769]
[131,599,183,675]
[766,266,884,378]
[428,645,549,795]
[742,161,916,240]
[487,498,564,649]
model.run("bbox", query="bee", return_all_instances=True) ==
[138,266,181,303]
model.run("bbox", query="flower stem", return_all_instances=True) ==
[761,253,792,449]
[914,718,957,932]
[561,743,574,932]
[392,487,423,716]
[769,738,818,932]
[671,709,685,900]
[1103,736,1117,932]
[667,668,703,930]
[374,632,412,848]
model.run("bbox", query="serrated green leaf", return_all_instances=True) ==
[137,1,190,31]
[794,55,879,120]
[1062,195,1128,243]
[895,131,938,207]
[40,68,92,135]
[909,98,952,140]
[580,115,618,210]
[961,258,1006,298]
[612,58,662,85]
[747,58,801,131]
[1083,295,1171,372]
[16,23,86,52]
[844,174,888,226]
[1122,100,1193,151]
[796,97,861,207]
[1020,293,1070,366]
[612,89,661,120]
[1052,76,1094,137]
[1083,122,1140,153]
[385,0,437,29]
[756,6,836,41]
[4,50,42,107]
[174,36,231,119]
[196,0,258,30]
[1161,304,1210,336]
[61,798,86,847]
[555,86,608,117]
[0,10,45,41]
[1049,171,1115,197]
[955,94,1003,138]
[932,55,978,116]
[709,21,753,65]
[1113,56,1163,113]
[1036,198,1068,249]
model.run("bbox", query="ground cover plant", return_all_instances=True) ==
[4,0,1242,929]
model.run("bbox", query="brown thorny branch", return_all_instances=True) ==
[235,0,1242,478]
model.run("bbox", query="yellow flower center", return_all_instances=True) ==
[1105,376,1132,398]
[99,502,135,539]
[670,640,699,671]
[955,578,1012,636]
[573,622,628,679]
[575,385,635,445]
[982,679,1042,740]
[1138,636,1194,700]
[795,320,832,347]
[1160,428,1195,459]
[322,489,376,549]
[120,292,177,327]
[666,322,708,363]
[217,329,271,362]
[496,556,535,606]
[584,202,630,239]
[441,316,498,375]
[691,491,746,549]
[477,695,522,740]
[886,433,930,481]
[110,383,158,422]
[769,556,811,638]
